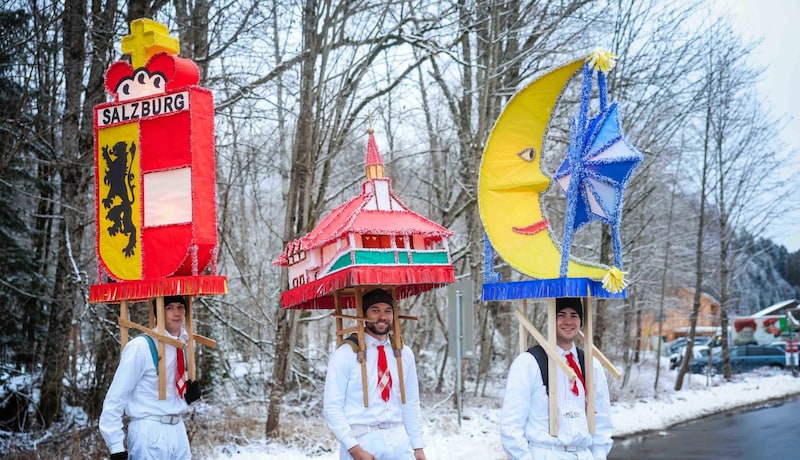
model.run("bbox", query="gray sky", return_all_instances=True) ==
[716,0,800,251]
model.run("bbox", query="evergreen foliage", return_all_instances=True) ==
[0,9,45,367]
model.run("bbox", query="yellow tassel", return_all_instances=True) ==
[602,266,628,294]
[587,49,617,73]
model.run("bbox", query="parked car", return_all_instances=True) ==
[671,345,712,370]
[668,337,712,369]
[689,344,785,375]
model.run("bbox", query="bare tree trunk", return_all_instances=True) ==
[653,150,682,395]
[82,0,121,421]
[39,0,88,426]
[88,305,121,419]
[675,60,713,391]
[633,297,642,363]
[266,0,318,437]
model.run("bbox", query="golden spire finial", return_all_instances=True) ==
[364,119,384,180]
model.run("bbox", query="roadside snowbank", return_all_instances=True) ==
[207,367,800,459]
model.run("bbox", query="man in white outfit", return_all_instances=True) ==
[323,288,427,460]
[500,297,613,460]
[100,295,201,460]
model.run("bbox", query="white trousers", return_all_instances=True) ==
[339,425,413,460]
[127,418,191,460]
[529,444,593,460]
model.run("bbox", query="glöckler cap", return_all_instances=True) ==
[153,295,188,317]
[163,295,186,307]
[362,288,394,314]
[556,297,583,325]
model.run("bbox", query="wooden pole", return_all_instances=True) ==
[583,296,595,433]
[155,296,167,400]
[186,296,196,381]
[118,318,184,347]
[355,287,369,407]
[334,290,344,347]
[577,330,622,378]
[115,295,216,400]
[513,303,576,434]
[513,310,576,378]
[547,298,558,436]
[519,300,527,354]
[120,300,130,348]
[390,286,406,404]
[149,299,155,328]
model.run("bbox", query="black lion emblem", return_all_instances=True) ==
[102,140,137,257]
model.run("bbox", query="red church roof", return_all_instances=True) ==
[273,129,455,309]
[274,130,453,266]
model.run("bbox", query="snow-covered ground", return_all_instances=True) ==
[204,363,800,459]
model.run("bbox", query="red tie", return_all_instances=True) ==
[377,345,392,402]
[176,348,187,398]
[565,352,585,396]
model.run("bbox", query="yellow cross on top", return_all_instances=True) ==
[121,18,180,68]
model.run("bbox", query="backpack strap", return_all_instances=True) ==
[343,333,360,352]
[143,334,160,375]
[527,345,549,394]
[343,333,400,362]
[527,345,587,395]
[142,334,187,376]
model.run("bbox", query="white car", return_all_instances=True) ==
[670,344,712,370]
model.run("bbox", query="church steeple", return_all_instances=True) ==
[364,127,385,180]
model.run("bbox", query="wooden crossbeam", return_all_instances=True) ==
[119,295,217,400]
[579,330,621,378]
[514,308,575,378]
[516,298,618,436]
[119,318,184,348]
[332,287,412,407]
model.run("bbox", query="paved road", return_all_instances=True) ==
[609,395,800,459]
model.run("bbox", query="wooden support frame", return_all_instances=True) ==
[515,297,620,436]
[331,286,417,407]
[119,295,218,400]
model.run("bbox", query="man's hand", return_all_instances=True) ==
[414,448,427,460]
[347,444,376,460]
[185,379,201,404]
[110,452,128,460]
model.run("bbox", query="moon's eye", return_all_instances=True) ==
[517,147,536,162]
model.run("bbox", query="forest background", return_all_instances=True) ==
[1,0,799,457]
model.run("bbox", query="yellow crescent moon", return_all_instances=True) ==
[478,58,608,280]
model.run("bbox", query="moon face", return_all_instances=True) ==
[478,58,609,281]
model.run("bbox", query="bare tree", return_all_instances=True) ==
[264,0,441,436]
[39,0,93,426]
[706,36,788,380]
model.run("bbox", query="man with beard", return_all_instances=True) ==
[323,288,427,460]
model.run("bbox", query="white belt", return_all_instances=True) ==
[350,422,403,437]
[531,442,588,453]
[132,414,182,425]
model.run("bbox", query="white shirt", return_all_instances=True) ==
[323,333,425,451]
[99,329,189,454]
[500,345,614,460]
